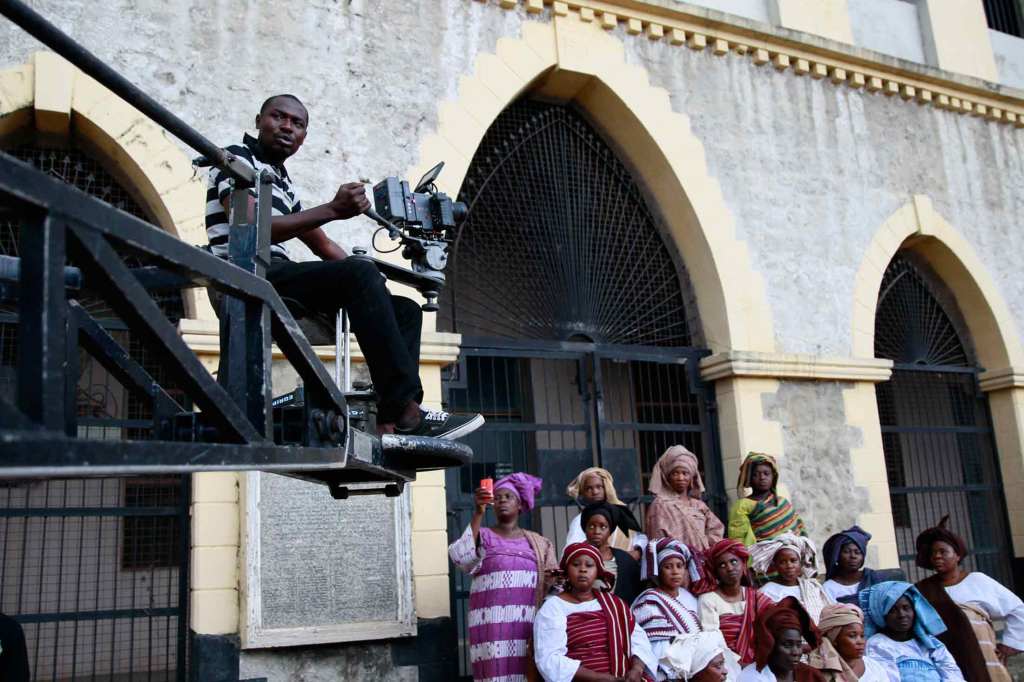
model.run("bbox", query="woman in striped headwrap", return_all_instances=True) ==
[631,538,709,680]
[533,542,657,682]
[698,539,772,666]
[728,453,807,548]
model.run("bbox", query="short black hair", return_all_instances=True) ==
[259,94,307,116]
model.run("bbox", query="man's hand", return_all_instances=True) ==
[329,182,371,220]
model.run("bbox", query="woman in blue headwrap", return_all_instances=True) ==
[859,581,965,681]
[821,526,904,606]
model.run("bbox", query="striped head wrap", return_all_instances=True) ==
[749,532,819,578]
[560,541,614,586]
[641,537,702,583]
[736,452,779,496]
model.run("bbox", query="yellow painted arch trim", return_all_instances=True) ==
[851,194,1024,370]
[403,13,774,353]
[0,52,209,319]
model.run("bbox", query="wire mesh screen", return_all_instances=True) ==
[874,256,1014,587]
[0,143,189,680]
[439,98,698,347]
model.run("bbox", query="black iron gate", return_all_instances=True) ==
[0,476,190,681]
[443,338,723,678]
[874,255,1015,588]
[0,143,191,679]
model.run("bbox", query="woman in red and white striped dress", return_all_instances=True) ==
[534,542,657,682]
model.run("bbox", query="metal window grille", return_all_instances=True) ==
[440,98,722,679]
[0,141,190,680]
[874,255,1015,587]
[439,98,701,348]
[122,479,184,571]
[984,0,1023,36]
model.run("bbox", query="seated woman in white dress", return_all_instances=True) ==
[631,538,714,680]
[564,467,647,559]
[860,581,965,682]
[750,532,835,624]
[913,515,1023,681]
[533,542,657,682]
[807,603,893,681]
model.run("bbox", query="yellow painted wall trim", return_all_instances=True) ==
[179,318,462,366]
[0,53,209,319]
[406,13,775,353]
[851,195,1024,371]
[979,366,1024,393]
[485,1,1024,128]
[700,350,893,383]
[768,0,853,45]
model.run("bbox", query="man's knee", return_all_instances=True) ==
[391,296,423,323]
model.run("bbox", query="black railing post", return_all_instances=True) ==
[17,212,67,430]
[225,173,273,436]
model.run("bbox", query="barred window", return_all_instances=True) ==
[121,478,184,570]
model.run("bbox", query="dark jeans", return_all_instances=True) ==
[267,257,423,423]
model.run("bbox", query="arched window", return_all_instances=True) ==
[874,254,1014,585]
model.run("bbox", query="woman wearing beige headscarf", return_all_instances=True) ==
[564,467,648,557]
[644,446,724,552]
[807,603,892,681]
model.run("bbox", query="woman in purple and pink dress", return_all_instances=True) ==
[448,473,558,682]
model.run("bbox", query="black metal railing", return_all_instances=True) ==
[0,0,470,489]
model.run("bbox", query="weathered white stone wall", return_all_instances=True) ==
[0,0,529,260]
[625,33,1024,358]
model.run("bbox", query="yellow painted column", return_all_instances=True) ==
[769,0,854,44]
[190,472,241,635]
[841,382,899,568]
[410,362,453,619]
[917,0,998,81]
[712,376,785,504]
[981,382,1024,558]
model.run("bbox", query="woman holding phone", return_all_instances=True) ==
[449,473,559,682]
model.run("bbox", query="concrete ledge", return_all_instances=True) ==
[979,366,1024,392]
[700,351,893,383]
[179,318,462,366]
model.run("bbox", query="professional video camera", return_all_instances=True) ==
[363,162,467,310]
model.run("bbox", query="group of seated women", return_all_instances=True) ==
[448,449,1023,682]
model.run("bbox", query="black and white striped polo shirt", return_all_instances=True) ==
[205,133,301,259]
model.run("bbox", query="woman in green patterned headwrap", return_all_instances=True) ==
[727,452,807,547]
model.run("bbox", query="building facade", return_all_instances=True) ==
[1,0,1023,679]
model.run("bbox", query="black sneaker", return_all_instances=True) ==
[398,409,484,440]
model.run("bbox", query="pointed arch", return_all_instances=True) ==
[0,52,209,319]
[402,12,773,354]
[851,195,1024,370]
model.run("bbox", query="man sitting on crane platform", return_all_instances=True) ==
[205,94,483,441]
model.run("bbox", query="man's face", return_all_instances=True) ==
[255,97,308,161]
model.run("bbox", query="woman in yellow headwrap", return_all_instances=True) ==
[565,467,647,558]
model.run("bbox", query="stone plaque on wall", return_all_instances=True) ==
[241,472,415,648]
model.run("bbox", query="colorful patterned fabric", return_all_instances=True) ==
[449,525,556,681]
[735,452,779,496]
[632,587,702,642]
[729,495,807,547]
[641,538,701,584]
[702,587,771,665]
